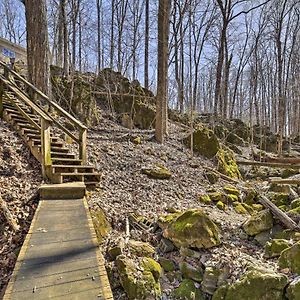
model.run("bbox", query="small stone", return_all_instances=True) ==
[158,238,175,253]
[108,246,122,260]
[132,136,141,144]
[233,202,248,214]
[179,247,201,258]
[128,240,155,257]
[254,230,271,246]
[180,262,203,283]
[142,164,172,180]
[223,186,240,196]
[198,194,211,205]
[216,201,226,211]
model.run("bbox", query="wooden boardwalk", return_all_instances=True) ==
[4,183,113,300]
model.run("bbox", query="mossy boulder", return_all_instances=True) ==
[198,194,212,205]
[288,206,300,216]
[216,147,241,179]
[227,194,239,203]
[212,285,228,300]
[278,242,300,274]
[174,279,204,300]
[142,164,172,179]
[208,192,226,203]
[91,208,111,243]
[202,266,225,295]
[158,209,221,249]
[180,262,203,283]
[116,255,162,299]
[222,268,288,300]
[223,186,240,197]
[243,209,273,236]
[286,277,300,300]
[158,257,175,272]
[264,239,291,258]
[233,202,248,214]
[128,240,155,257]
[183,125,220,159]
[244,189,259,205]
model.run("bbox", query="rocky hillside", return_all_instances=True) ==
[0,120,42,298]
[85,106,300,299]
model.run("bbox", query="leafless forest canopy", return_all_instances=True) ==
[1,0,300,138]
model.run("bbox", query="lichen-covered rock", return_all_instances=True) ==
[174,279,204,300]
[180,262,203,283]
[208,192,227,203]
[212,285,228,300]
[254,230,272,246]
[233,202,248,214]
[278,242,300,274]
[91,208,111,243]
[243,209,273,236]
[198,194,212,205]
[128,240,155,257]
[223,186,240,197]
[142,164,172,179]
[216,201,226,211]
[222,268,288,300]
[252,204,264,211]
[226,194,239,203]
[116,255,162,299]
[183,125,220,159]
[244,189,258,205]
[286,277,300,300]
[264,239,291,258]
[288,206,300,216]
[216,147,241,179]
[158,209,221,249]
[202,266,223,295]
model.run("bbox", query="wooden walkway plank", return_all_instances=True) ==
[4,183,113,300]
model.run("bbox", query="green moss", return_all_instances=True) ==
[198,194,212,205]
[223,186,240,196]
[233,202,248,214]
[282,168,299,178]
[212,285,229,300]
[241,203,255,215]
[142,164,172,179]
[224,268,288,300]
[183,124,220,159]
[173,279,204,300]
[227,194,239,203]
[243,210,273,236]
[278,205,287,212]
[204,170,219,184]
[269,193,290,207]
[288,206,300,216]
[278,242,300,273]
[132,136,141,144]
[217,201,226,211]
[116,255,162,299]
[158,209,221,249]
[158,257,175,272]
[264,239,291,258]
[273,229,297,240]
[291,198,300,209]
[91,208,111,243]
[128,240,155,257]
[216,147,241,179]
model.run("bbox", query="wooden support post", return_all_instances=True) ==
[79,128,87,164]
[0,82,4,118]
[41,118,52,179]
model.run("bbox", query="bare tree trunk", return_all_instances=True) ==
[144,0,149,89]
[24,0,50,95]
[155,0,170,143]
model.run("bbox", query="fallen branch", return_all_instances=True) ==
[0,193,19,232]
[237,160,300,169]
[258,194,300,231]
[269,178,300,185]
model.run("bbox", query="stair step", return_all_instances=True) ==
[5,108,34,117]
[51,165,95,173]
[50,147,69,153]
[39,182,86,200]
[51,158,82,165]
[32,139,63,147]
[22,128,40,135]
[59,172,101,177]
[15,123,37,131]
[51,152,75,159]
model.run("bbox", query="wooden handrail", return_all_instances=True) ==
[0,61,86,130]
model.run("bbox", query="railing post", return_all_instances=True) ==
[0,82,3,118]
[79,128,87,165]
[41,117,52,179]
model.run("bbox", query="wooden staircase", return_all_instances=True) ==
[0,61,101,186]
